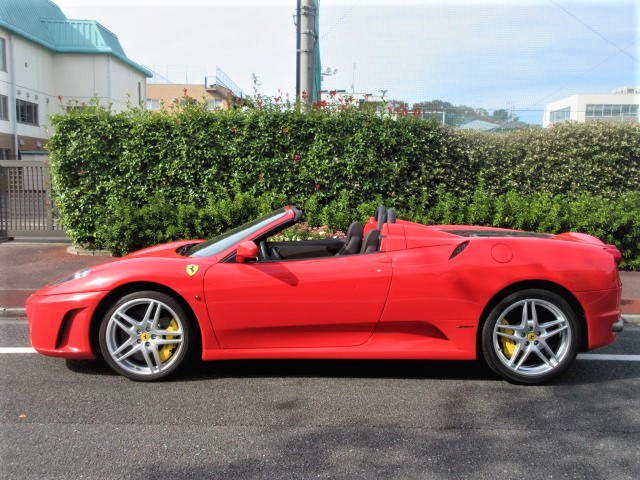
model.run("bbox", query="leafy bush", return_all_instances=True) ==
[95,190,285,256]
[270,222,345,242]
[48,100,640,267]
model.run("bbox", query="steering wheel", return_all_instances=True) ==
[258,240,283,261]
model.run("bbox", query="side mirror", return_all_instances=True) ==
[236,241,258,263]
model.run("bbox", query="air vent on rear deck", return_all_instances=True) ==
[449,241,469,260]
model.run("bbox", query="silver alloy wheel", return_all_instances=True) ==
[492,299,572,377]
[104,297,185,377]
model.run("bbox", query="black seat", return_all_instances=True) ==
[375,206,387,226]
[335,221,363,256]
[360,228,380,254]
[386,208,396,223]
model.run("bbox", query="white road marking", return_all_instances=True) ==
[577,353,640,362]
[0,348,639,362]
[0,347,36,353]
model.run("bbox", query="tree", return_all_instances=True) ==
[491,109,510,122]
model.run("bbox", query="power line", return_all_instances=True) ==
[525,38,639,110]
[549,0,639,64]
[321,1,361,40]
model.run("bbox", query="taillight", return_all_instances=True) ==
[604,245,622,266]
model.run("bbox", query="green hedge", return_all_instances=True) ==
[48,101,640,268]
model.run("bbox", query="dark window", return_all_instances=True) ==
[0,95,8,120]
[0,38,6,71]
[16,99,38,125]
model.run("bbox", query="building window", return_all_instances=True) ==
[586,104,638,118]
[550,107,571,123]
[0,148,11,159]
[0,37,5,71]
[16,99,39,125]
[0,95,8,120]
[206,99,224,110]
[146,99,160,110]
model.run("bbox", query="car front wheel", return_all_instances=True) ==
[99,291,192,381]
[481,289,580,384]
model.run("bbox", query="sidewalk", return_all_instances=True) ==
[0,242,111,315]
[1,241,639,323]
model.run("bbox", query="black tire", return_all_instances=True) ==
[481,289,580,384]
[98,291,193,381]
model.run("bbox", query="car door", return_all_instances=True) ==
[203,253,392,349]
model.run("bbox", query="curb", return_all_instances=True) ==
[66,245,113,257]
[0,307,26,318]
[623,314,640,325]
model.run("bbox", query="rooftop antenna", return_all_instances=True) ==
[351,63,356,93]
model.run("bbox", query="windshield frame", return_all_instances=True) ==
[188,207,292,258]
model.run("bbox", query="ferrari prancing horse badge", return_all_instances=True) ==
[186,265,199,277]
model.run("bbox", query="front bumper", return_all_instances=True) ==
[26,290,108,359]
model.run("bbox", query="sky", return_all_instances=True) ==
[52,0,638,124]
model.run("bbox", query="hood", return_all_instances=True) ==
[122,240,204,259]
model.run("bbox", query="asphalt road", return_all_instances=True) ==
[1,319,639,480]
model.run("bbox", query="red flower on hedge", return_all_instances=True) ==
[314,182,320,191]
[293,154,301,163]
[231,127,238,135]
[281,127,288,135]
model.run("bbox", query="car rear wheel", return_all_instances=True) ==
[481,289,579,384]
[99,291,192,381]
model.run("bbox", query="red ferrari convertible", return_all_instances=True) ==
[27,205,623,383]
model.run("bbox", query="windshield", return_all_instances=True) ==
[189,208,288,258]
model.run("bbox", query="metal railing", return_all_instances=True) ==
[0,160,65,237]
[205,67,245,99]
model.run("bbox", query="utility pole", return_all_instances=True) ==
[295,0,301,98]
[297,0,317,103]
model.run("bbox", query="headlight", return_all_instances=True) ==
[49,268,92,286]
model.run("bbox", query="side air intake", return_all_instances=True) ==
[449,241,470,260]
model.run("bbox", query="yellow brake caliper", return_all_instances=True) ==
[500,319,516,358]
[158,319,179,363]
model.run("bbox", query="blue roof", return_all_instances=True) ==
[0,0,151,77]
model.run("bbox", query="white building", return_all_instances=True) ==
[320,90,385,107]
[543,87,639,128]
[0,0,151,158]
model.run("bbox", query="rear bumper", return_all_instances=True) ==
[575,287,622,351]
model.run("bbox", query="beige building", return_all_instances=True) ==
[147,69,245,111]
[147,83,235,111]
